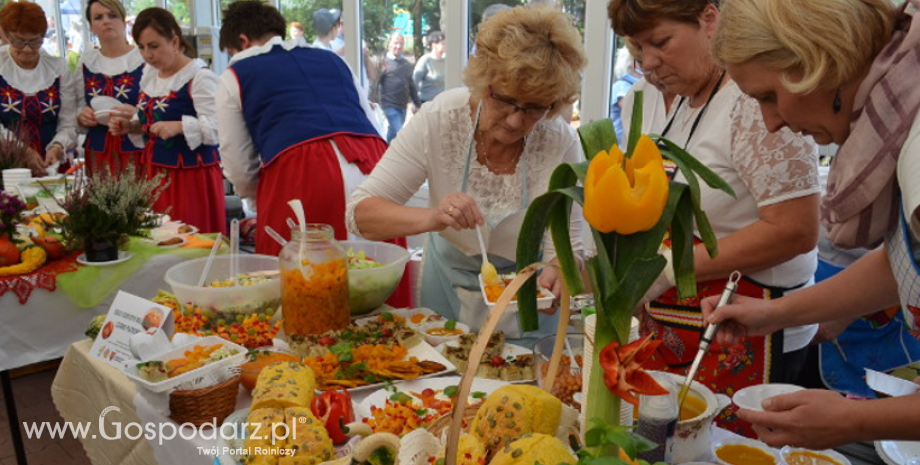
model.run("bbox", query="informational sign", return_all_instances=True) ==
[89,291,173,370]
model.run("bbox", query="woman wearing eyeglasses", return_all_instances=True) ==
[75,0,144,177]
[347,7,586,345]
[0,2,77,176]
[608,0,821,436]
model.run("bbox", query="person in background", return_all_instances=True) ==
[0,1,77,177]
[75,0,144,177]
[608,0,821,436]
[348,7,586,345]
[704,0,920,449]
[377,32,420,143]
[413,31,445,105]
[109,8,225,234]
[311,8,340,52]
[289,21,303,41]
[470,4,511,57]
[216,0,410,305]
[610,45,641,143]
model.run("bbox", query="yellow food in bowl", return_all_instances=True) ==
[716,444,776,465]
[784,451,843,465]
[679,393,706,421]
[426,327,464,337]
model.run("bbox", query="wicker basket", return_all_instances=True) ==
[169,375,240,427]
[442,263,572,465]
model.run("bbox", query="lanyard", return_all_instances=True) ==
[658,70,726,150]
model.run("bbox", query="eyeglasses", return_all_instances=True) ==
[488,86,552,121]
[8,36,43,50]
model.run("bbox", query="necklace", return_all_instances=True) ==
[679,105,702,132]
[477,133,523,174]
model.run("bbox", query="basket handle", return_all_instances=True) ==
[444,262,571,465]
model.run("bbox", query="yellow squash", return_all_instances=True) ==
[0,246,47,277]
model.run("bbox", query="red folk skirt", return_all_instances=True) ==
[84,133,145,178]
[255,135,411,308]
[148,162,227,235]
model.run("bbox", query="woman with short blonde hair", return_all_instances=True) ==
[348,7,587,345]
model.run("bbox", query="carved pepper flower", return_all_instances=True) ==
[599,334,669,406]
[583,135,669,234]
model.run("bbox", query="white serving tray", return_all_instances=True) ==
[122,335,248,393]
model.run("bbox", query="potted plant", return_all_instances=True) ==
[55,165,166,262]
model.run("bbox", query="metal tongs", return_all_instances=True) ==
[677,270,742,408]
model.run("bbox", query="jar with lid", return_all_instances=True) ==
[280,224,350,336]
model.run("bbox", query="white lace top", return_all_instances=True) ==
[346,86,584,259]
[624,80,820,289]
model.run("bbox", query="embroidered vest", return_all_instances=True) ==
[137,79,219,168]
[82,62,144,153]
[229,45,380,166]
[0,76,61,155]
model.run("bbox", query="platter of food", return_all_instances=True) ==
[479,273,555,311]
[122,335,247,392]
[358,375,507,421]
[281,318,457,395]
[438,332,535,382]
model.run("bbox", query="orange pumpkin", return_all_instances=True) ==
[240,351,301,392]
[0,237,20,267]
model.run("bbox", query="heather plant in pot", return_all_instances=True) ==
[54,165,166,262]
[516,92,734,464]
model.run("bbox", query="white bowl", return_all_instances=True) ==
[866,368,920,397]
[94,109,117,125]
[340,240,410,315]
[478,273,554,311]
[732,383,805,411]
[781,446,851,465]
[712,437,782,465]
[420,320,470,346]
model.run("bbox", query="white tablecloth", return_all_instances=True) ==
[1,253,203,372]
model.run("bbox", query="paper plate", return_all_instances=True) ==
[876,441,920,465]
[94,109,117,125]
[90,95,123,112]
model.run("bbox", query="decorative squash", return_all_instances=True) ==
[0,246,46,277]
[31,236,66,261]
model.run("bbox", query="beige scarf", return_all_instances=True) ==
[822,4,920,249]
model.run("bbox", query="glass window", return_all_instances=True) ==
[165,0,191,27]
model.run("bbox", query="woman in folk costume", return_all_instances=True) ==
[0,2,78,177]
[111,7,226,234]
[76,0,144,177]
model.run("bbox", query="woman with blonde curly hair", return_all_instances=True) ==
[704,0,920,449]
[347,7,586,344]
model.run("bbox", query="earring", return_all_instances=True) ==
[833,90,842,114]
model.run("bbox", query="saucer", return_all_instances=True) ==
[76,251,133,266]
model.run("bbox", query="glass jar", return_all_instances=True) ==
[280,224,350,336]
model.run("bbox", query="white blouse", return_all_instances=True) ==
[129,59,219,150]
[346,87,584,261]
[0,46,78,151]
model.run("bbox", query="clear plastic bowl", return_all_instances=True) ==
[534,333,584,406]
[340,240,410,315]
[164,254,281,317]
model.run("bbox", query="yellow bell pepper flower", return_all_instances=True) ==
[583,135,669,234]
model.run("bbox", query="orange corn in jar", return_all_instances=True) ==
[280,224,351,336]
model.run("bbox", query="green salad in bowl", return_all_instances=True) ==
[341,240,411,315]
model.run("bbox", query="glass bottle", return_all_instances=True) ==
[636,372,678,464]
[280,224,350,336]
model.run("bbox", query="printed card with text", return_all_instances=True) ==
[89,291,174,370]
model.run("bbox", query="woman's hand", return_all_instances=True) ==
[701,294,786,346]
[433,192,484,231]
[108,105,138,136]
[148,121,183,140]
[44,144,63,167]
[78,107,98,127]
[737,389,861,449]
[24,148,48,177]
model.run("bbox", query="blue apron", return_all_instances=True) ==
[419,101,558,346]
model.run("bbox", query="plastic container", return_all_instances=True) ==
[340,240,410,315]
[534,333,583,407]
[478,273,555,311]
[164,254,281,316]
[122,335,248,393]
[281,224,350,336]
[421,320,470,346]
[637,372,679,464]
